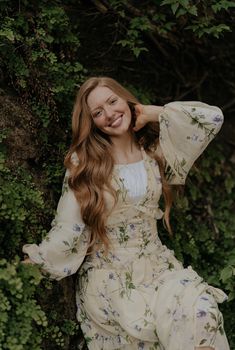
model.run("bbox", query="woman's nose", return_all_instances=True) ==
[105,105,115,118]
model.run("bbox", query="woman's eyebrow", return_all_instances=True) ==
[91,94,116,113]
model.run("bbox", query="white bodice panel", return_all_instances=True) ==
[115,160,147,201]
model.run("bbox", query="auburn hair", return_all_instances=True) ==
[64,77,172,252]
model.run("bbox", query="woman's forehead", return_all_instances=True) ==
[87,86,116,109]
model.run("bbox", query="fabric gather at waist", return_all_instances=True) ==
[83,241,177,271]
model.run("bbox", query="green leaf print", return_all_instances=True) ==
[144,304,152,317]
[62,236,79,255]
[182,107,217,140]
[138,229,151,257]
[165,164,175,182]
[173,158,188,179]
[85,336,93,345]
[118,223,129,245]
[61,176,69,196]
[113,176,129,203]
[149,341,161,349]
[119,270,136,298]
[199,338,207,345]
[209,310,217,322]
[125,271,136,291]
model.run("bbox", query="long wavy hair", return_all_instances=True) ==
[64,77,172,252]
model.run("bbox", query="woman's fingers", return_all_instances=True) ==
[134,104,143,117]
[133,113,148,131]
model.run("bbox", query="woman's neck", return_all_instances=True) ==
[110,133,142,164]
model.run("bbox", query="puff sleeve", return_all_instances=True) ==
[22,167,90,280]
[158,101,224,185]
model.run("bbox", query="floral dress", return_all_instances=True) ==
[23,101,230,350]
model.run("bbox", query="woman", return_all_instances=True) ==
[23,77,230,350]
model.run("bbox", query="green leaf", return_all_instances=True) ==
[171,3,179,14]
[160,0,173,5]
[0,29,15,41]
[212,1,235,13]
[179,0,190,8]
[220,266,233,283]
[188,5,198,16]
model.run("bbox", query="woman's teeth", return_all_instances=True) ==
[110,115,123,127]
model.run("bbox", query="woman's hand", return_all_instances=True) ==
[133,104,164,132]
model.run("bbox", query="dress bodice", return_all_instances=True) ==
[106,148,164,227]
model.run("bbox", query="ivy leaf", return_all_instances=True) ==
[188,5,198,16]
[160,0,174,5]
[220,266,233,283]
[171,3,179,14]
[179,0,190,7]
[212,1,235,13]
[0,29,15,42]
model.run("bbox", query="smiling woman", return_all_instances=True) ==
[23,77,230,350]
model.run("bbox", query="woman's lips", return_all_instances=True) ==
[109,115,123,127]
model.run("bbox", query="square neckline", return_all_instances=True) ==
[114,159,144,167]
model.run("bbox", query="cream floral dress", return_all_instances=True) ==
[23,101,230,350]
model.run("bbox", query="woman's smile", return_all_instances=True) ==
[108,114,123,128]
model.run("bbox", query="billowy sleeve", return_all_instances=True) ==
[157,101,224,185]
[22,166,90,280]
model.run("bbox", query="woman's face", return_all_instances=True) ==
[87,86,132,138]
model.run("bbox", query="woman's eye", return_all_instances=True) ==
[94,110,102,117]
[110,99,117,104]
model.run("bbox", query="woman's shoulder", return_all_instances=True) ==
[71,151,79,166]
[64,151,79,177]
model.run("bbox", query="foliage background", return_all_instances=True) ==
[0,0,235,349]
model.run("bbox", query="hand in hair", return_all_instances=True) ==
[133,104,164,132]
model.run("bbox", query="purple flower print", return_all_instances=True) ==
[63,267,72,275]
[73,223,81,232]
[138,341,145,349]
[109,272,115,280]
[96,251,102,259]
[102,308,109,316]
[197,309,207,318]
[213,114,223,123]
[135,324,142,332]
[154,175,162,183]
[117,335,121,344]
[187,134,199,142]
[99,292,105,299]
[191,134,199,142]
[180,278,190,286]
[110,253,121,261]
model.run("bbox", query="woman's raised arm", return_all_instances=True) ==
[157,101,224,184]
